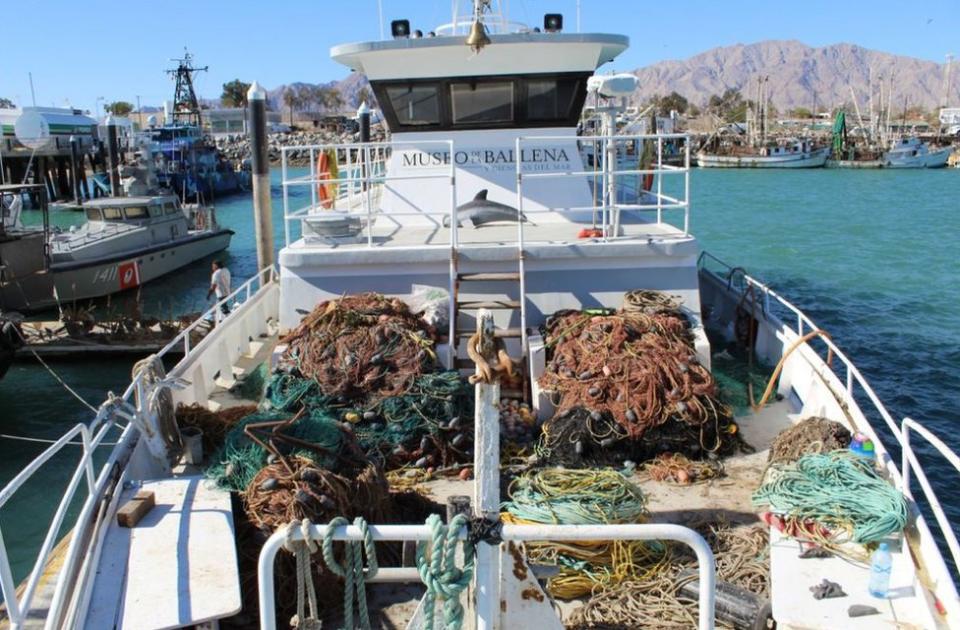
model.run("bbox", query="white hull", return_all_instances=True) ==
[885,146,953,168]
[50,230,232,304]
[697,147,829,168]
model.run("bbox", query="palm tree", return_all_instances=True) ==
[282,87,299,126]
[323,88,344,114]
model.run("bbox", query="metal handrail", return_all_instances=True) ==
[516,133,691,239]
[698,250,903,442]
[901,417,960,572]
[257,522,715,630]
[280,140,456,248]
[0,265,278,627]
[697,250,960,583]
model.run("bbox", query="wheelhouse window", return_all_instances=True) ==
[372,72,590,132]
[102,207,122,220]
[385,85,440,126]
[164,202,179,215]
[527,78,579,121]
[85,208,102,221]
[451,81,513,124]
[124,206,150,219]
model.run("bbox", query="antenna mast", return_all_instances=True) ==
[166,49,208,127]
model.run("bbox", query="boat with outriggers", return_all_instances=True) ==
[0,3,957,629]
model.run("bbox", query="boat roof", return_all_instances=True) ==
[82,195,176,208]
[332,32,629,80]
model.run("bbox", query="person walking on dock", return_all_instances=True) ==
[207,260,232,320]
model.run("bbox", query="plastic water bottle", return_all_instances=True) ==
[868,542,892,598]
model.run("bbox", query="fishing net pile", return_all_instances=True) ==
[768,416,851,463]
[265,293,473,469]
[569,523,769,629]
[501,469,663,599]
[536,291,737,467]
[753,451,908,553]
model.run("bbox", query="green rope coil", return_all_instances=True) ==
[752,451,909,544]
[416,513,475,630]
[503,469,648,525]
[322,516,379,630]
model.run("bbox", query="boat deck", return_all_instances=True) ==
[285,210,691,255]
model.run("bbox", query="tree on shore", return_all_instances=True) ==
[0,97,14,109]
[655,91,689,115]
[104,101,134,116]
[707,89,748,122]
[221,79,251,108]
[788,107,813,119]
[282,87,300,125]
[356,86,374,108]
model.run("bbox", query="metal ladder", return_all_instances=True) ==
[447,212,528,399]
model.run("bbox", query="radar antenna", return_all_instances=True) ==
[166,49,208,127]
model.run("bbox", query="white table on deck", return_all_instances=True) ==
[86,477,241,630]
[769,528,938,629]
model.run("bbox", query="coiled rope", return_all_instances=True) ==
[501,469,655,598]
[416,513,475,630]
[752,451,909,546]
[322,516,379,630]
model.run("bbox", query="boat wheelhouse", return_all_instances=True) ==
[0,4,957,630]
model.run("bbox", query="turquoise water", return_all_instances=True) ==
[4,167,959,583]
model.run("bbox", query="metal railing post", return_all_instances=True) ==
[282,149,291,246]
[901,421,912,498]
[683,137,691,234]
[656,137,663,224]
[0,525,22,625]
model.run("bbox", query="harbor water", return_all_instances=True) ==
[1,167,958,581]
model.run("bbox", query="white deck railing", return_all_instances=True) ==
[698,250,960,581]
[257,521,716,630]
[0,266,277,628]
[280,140,456,248]
[516,132,692,237]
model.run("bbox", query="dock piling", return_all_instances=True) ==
[105,116,121,197]
[247,82,274,271]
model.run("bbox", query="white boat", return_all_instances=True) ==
[884,137,953,168]
[0,4,957,630]
[1,192,232,313]
[698,139,830,168]
[48,195,232,306]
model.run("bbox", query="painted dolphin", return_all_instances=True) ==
[442,190,527,227]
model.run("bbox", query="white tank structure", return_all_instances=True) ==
[0,106,97,158]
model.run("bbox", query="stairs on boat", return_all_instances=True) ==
[448,233,529,400]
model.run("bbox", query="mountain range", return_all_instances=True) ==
[262,39,955,114]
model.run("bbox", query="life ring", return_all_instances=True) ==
[642,173,654,192]
[316,149,339,209]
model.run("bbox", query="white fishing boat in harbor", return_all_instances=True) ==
[883,137,953,168]
[0,3,957,630]
[698,139,830,168]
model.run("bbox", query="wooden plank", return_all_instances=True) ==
[117,490,155,528]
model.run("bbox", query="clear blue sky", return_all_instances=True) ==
[3,0,957,113]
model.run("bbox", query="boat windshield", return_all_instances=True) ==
[124,206,150,219]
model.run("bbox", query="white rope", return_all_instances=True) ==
[10,325,98,413]
[284,519,322,630]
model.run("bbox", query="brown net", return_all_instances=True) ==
[768,416,852,463]
[279,293,438,406]
[536,300,737,464]
[242,456,389,531]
